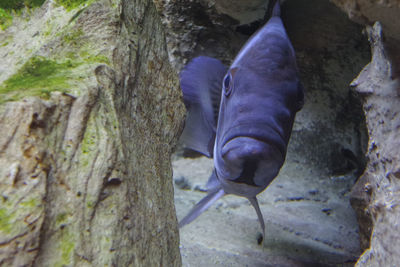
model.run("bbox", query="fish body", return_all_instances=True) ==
[179,1,304,238]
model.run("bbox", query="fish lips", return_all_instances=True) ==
[221,136,284,179]
[220,124,287,161]
[221,136,272,164]
[216,136,283,196]
[217,126,285,191]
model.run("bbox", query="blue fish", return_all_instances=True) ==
[178,1,304,240]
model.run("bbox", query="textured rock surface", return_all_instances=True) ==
[350,22,400,267]
[169,0,371,265]
[2,0,399,266]
[207,0,268,25]
[330,1,400,265]
[154,0,246,70]
[0,0,184,266]
[331,0,400,40]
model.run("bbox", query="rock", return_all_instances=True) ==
[154,0,247,70]
[2,0,400,266]
[0,0,184,266]
[350,22,400,267]
[331,0,400,40]
[328,1,400,265]
[174,176,192,190]
[207,0,269,25]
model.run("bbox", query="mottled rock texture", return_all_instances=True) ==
[331,0,400,40]
[154,0,246,70]
[330,1,400,266]
[2,0,400,266]
[0,0,184,266]
[349,22,400,266]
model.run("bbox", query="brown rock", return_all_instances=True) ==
[349,22,400,266]
[331,0,400,40]
[0,0,184,266]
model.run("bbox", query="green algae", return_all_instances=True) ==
[55,229,75,267]
[0,0,46,30]
[0,195,41,235]
[56,212,68,224]
[69,6,87,23]
[79,111,99,170]
[20,197,39,208]
[0,56,81,103]
[1,42,9,47]
[58,26,111,65]
[1,21,112,104]
[86,200,94,208]
[0,208,13,233]
[61,238,74,266]
[0,51,111,104]
[0,0,46,10]
[0,8,13,30]
[56,0,89,11]
[82,53,111,65]
[63,28,84,45]
[81,125,97,155]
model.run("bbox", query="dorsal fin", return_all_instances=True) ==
[179,56,227,157]
[271,0,280,17]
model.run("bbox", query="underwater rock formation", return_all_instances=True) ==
[0,0,184,265]
[1,0,399,266]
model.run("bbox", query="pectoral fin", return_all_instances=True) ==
[179,188,225,228]
[179,56,227,157]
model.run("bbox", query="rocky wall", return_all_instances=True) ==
[331,0,400,265]
[0,0,184,265]
[347,22,400,267]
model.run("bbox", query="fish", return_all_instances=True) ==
[178,0,304,241]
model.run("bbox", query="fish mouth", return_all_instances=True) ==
[222,136,270,154]
[221,135,283,162]
[218,135,284,192]
[220,124,286,159]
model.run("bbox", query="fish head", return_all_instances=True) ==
[213,66,291,197]
[212,15,304,197]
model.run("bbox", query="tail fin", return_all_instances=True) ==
[248,197,265,243]
[271,0,281,17]
[179,188,225,228]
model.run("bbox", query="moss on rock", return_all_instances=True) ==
[0,208,13,233]
[0,0,46,10]
[55,229,75,267]
[0,8,13,30]
[0,56,81,103]
[56,0,90,11]
[0,0,46,30]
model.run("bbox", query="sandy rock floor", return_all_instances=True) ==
[173,149,360,266]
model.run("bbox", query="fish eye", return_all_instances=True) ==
[223,73,232,96]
